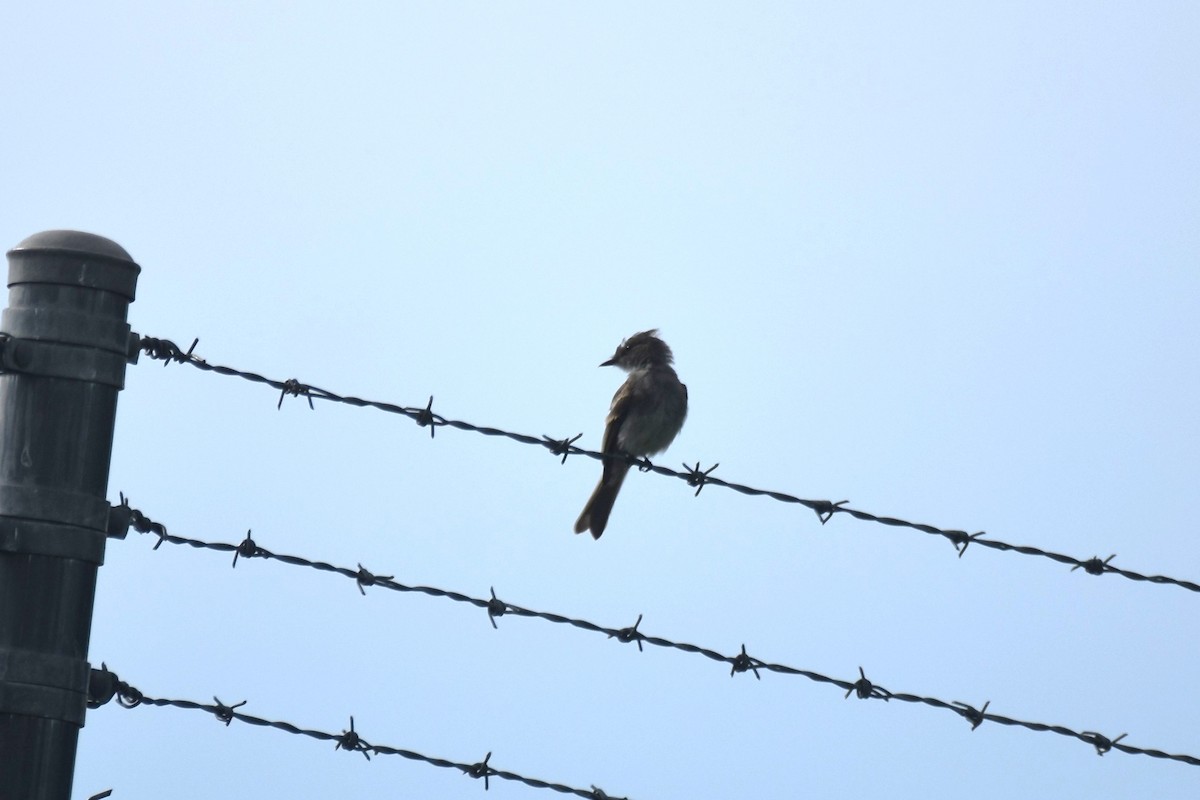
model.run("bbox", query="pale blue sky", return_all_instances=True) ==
[3,2,1199,798]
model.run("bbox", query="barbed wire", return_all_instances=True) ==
[111,499,1200,769]
[86,666,626,798]
[131,334,1200,596]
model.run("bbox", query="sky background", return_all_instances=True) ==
[3,2,1199,798]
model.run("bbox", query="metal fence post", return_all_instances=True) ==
[0,231,139,799]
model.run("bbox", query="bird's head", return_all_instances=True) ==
[601,329,674,370]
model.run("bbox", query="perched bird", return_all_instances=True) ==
[574,330,688,539]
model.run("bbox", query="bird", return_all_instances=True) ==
[574,330,688,539]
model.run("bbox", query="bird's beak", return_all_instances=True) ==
[600,358,616,367]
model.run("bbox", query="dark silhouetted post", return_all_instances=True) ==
[0,231,139,799]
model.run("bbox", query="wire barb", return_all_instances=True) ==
[609,614,645,652]
[845,666,889,701]
[953,699,991,731]
[336,716,372,760]
[681,462,720,496]
[1083,731,1128,756]
[112,495,170,546]
[542,433,583,464]
[729,644,761,680]
[234,530,260,567]
[212,696,247,726]
[947,530,987,558]
[1072,554,1117,576]
[464,751,494,790]
[415,395,439,438]
[812,499,849,525]
[487,587,507,629]
[356,564,393,596]
[277,378,315,410]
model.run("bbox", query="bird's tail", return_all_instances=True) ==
[573,462,630,539]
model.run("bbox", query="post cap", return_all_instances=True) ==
[8,230,136,265]
[7,230,140,300]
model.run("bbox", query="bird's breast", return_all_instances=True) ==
[615,374,687,456]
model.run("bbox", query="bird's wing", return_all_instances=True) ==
[603,377,635,458]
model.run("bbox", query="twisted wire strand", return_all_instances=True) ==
[87,668,625,798]
[132,334,1200,595]
[113,501,1200,768]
